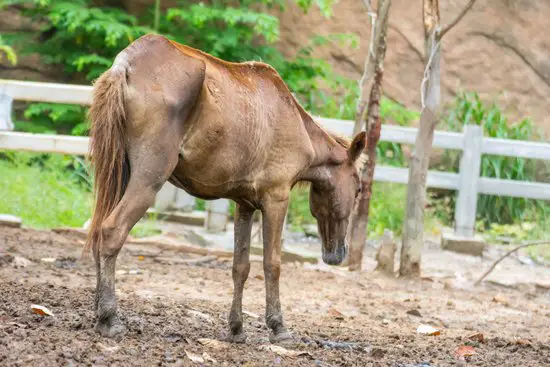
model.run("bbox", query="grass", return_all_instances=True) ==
[0,152,92,228]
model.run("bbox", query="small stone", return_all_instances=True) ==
[0,214,22,228]
[441,233,485,256]
[12,256,32,268]
[0,253,14,267]
[302,224,319,238]
[406,309,423,317]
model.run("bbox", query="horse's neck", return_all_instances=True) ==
[300,118,347,184]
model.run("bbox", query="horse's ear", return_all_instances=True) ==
[348,131,366,162]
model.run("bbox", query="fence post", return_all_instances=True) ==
[155,182,178,211]
[174,190,196,212]
[454,125,483,238]
[0,92,14,131]
[205,199,230,232]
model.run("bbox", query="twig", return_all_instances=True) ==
[439,0,476,39]
[420,27,440,110]
[474,240,550,286]
[354,0,378,133]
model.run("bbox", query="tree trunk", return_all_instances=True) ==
[347,0,391,271]
[399,0,441,277]
[399,0,476,277]
[353,0,387,136]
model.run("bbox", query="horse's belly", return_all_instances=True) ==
[170,142,261,200]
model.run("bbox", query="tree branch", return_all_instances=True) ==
[474,240,550,286]
[353,0,378,135]
[439,0,476,39]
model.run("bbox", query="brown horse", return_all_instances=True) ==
[86,34,365,343]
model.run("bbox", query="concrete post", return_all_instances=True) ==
[0,92,14,131]
[454,124,483,237]
[174,190,196,212]
[155,182,177,211]
[205,199,230,232]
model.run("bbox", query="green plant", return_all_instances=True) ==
[0,35,17,65]
[16,103,88,135]
[442,92,550,225]
[0,151,92,228]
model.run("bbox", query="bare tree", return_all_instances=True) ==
[347,0,392,271]
[399,0,476,277]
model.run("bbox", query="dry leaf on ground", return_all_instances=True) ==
[30,304,54,316]
[327,307,345,320]
[258,345,312,358]
[467,332,484,343]
[203,352,216,363]
[454,345,476,358]
[492,295,509,306]
[197,338,230,350]
[184,350,205,363]
[416,324,440,336]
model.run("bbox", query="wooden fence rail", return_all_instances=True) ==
[1,79,550,238]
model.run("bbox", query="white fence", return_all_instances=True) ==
[1,79,550,237]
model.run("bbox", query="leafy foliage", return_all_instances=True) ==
[17,103,88,135]
[0,152,92,228]
[441,92,549,225]
[0,35,17,65]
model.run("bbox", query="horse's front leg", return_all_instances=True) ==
[261,192,292,343]
[227,203,254,343]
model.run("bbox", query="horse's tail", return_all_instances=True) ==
[84,64,130,259]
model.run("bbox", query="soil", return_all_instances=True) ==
[1,227,549,366]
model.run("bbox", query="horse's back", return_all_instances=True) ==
[113,35,313,203]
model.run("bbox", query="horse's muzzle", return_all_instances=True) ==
[322,243,348,265]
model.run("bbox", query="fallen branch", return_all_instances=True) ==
[474,240,550,286]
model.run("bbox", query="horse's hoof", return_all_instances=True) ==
[224,332,247,344]
[269,330,294,344]
[95,318,126,338]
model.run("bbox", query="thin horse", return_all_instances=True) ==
[86,34,365,343]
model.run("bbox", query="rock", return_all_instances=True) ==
[375,229,396,274]
[82,219,91,230]
[406,309,422,317]
[0,253,14,267]
[302,224,319,238]
[441,233,485,256]
[12,256,32,268]
[0,214,22,228]
[182,229,211,247]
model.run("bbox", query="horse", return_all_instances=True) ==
[86,34,366,343]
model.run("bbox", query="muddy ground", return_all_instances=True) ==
[0,227,549,366]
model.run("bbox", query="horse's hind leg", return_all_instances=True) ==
[227,203,254,343]
[94,133,181,338]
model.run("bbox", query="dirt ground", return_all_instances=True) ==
[1,227,549,366]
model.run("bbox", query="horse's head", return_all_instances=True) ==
[309,132,366,265]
